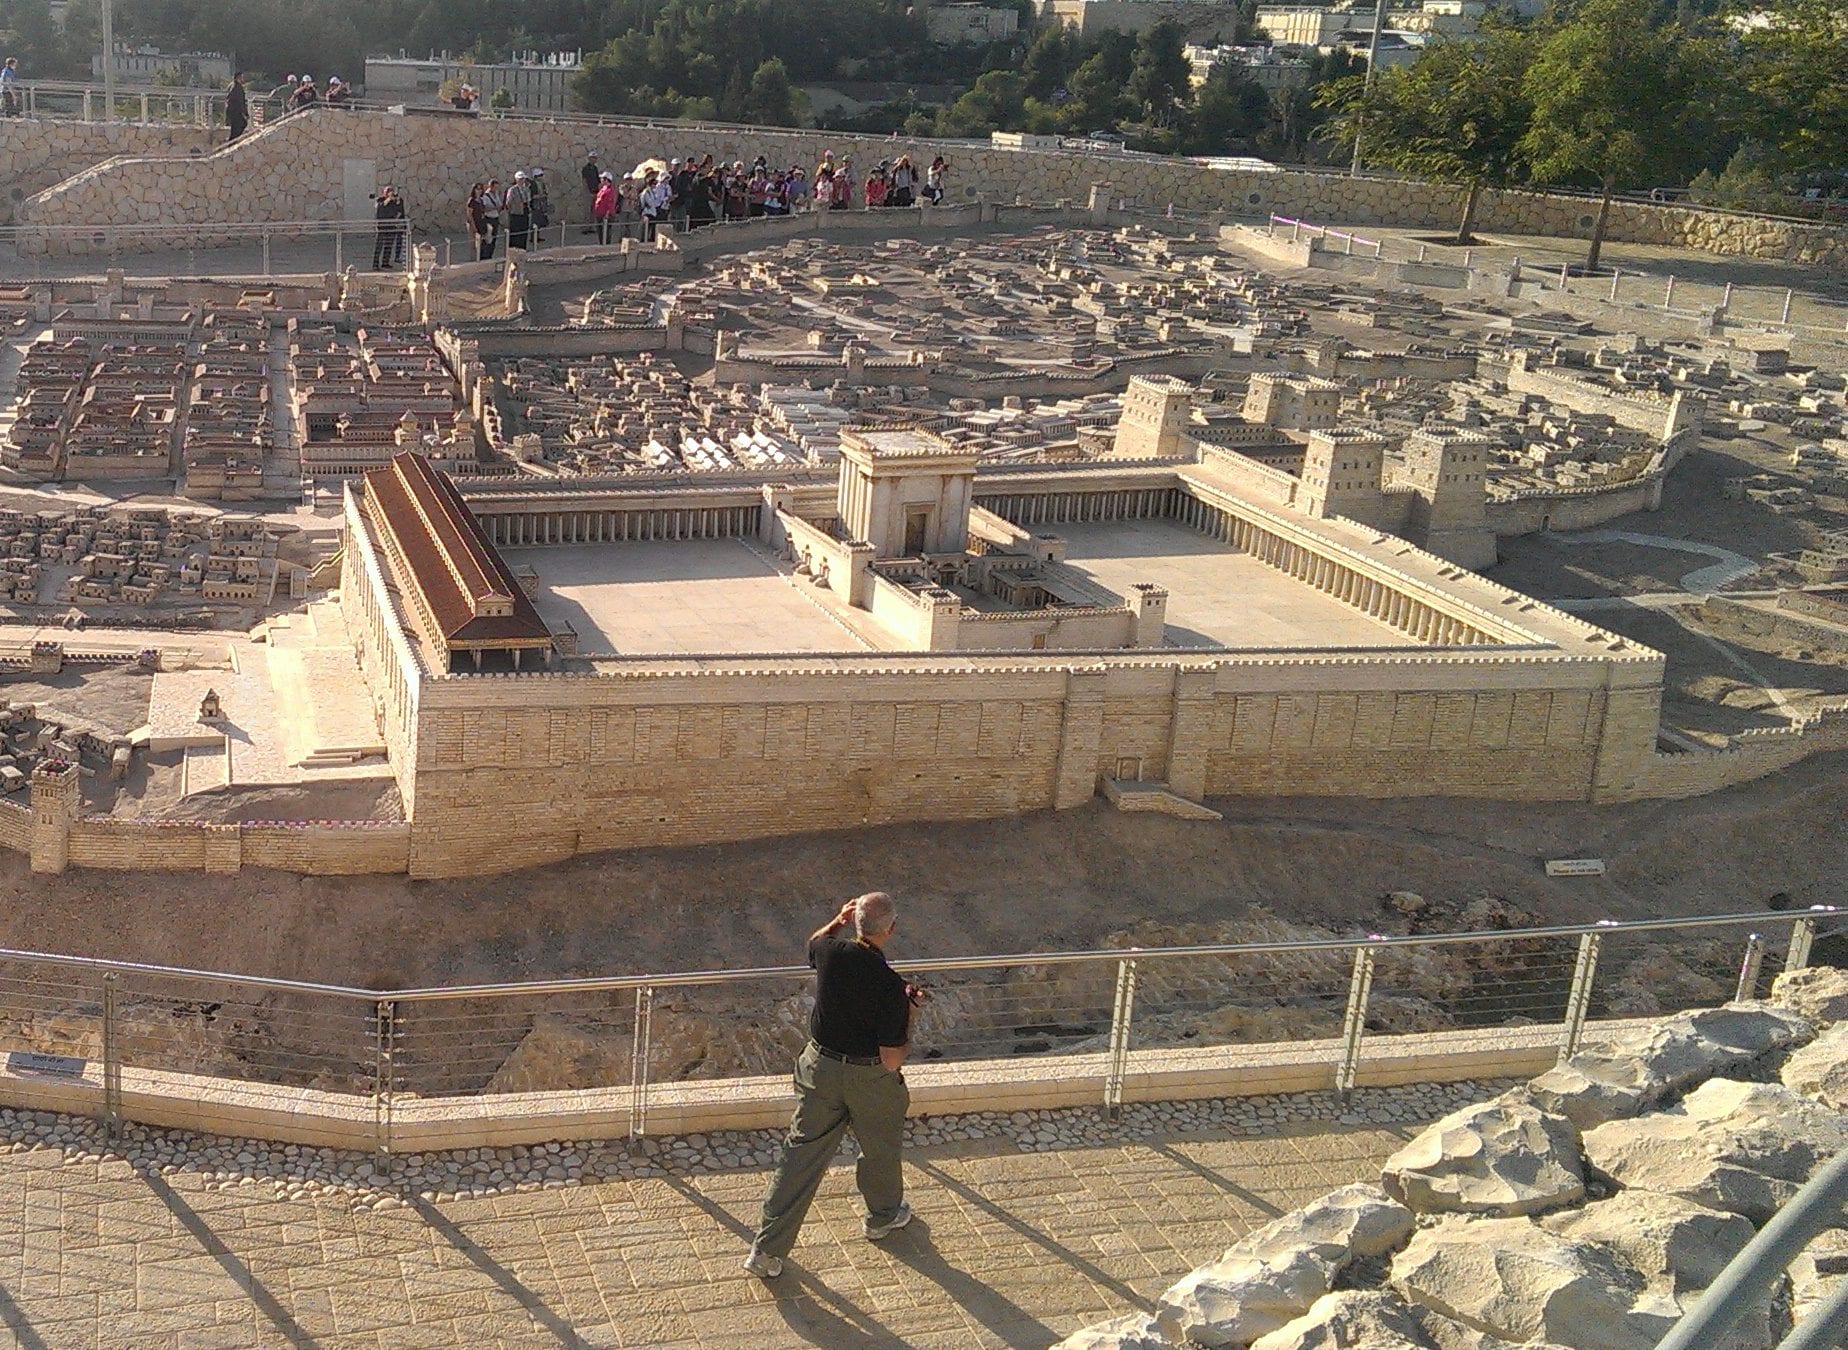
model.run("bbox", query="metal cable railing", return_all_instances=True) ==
[0,906,1836,1150]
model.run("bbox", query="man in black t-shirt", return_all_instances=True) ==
[744,891,924,1278]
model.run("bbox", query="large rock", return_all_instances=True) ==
[1780,1021,1848,1110]
[1790,1228,1848,1329]
[1154,1185,1413,1347]
[1380,1097,1584,1217]
[1391,1216,1671,1350]
[1247,1291,1433,1350]
[1771,966,1848,1026]
[1156,1246,1338,1349]
[1053,1313,1171,1349]
[1581,1078,1848,1224]
[1541,1190,1754,1292]
[1413,1309,1568,1350]
[1528,1004,1815,1130]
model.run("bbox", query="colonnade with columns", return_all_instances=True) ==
[1178,492,1497,648]
[975,486,1181,527]
[478,503,764,547]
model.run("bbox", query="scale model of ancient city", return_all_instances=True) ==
[3,145,1847,882]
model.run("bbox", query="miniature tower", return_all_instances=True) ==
[1399,428,1497,569]
[1111,376,1194,459]
[1299,428,1391,526]
[29,759,80,874]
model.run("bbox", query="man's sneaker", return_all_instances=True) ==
[864,1202,913,1240]
[742,1248,783,1278]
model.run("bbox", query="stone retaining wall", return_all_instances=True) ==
[13,109,1848,268]
[0,119,215,225]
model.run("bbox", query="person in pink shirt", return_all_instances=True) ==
[831,162,854,210]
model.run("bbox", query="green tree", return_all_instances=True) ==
[1319,28,1535,243]
[1182,63,1270,156]
[1521,0,1709,270]
[743,56,797,125]
[1739,0,1848,176]
[1021,23,1070,101]
[1059,51,1127,132]
[1126,18,1190,127]
[934,69,1025,137]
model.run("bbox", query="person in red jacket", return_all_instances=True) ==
[593,172,618,245]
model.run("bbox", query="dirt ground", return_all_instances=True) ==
[0,748,1840,988]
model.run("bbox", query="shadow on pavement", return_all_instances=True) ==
[140,1168,321,1347]
[407,1195,586,1347]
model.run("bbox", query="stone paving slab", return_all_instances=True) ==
[0,1083,1501,1348]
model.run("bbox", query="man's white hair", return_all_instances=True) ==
[853,891,896,940]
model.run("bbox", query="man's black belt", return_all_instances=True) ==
[811,1041,882,1067]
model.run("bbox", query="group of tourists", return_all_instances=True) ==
[220,72,350,144]
[465,170,555,260]
[576,148,951,245]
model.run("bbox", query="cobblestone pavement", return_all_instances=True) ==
[0,1081,1504,1348]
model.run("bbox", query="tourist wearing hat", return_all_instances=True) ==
[288,76,318,114]
[593,172,618,245]
[505,170,533,251]
[325,77,351,109]
[478,178,504,259]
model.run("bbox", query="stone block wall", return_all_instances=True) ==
[15,109,1848,270]
[0,118,215,224]
[1486,475,1665,536]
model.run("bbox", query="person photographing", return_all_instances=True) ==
[745,891,927,1278]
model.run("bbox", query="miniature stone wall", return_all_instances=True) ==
[15,109,1848,270]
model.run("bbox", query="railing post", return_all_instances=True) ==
[1558,929,1605,1062]
[261,229,271,277]
[1785,915,1819,973]
[138,93,148,125]
[101,972,122,1141]
[1609,268,1621,302]
[1103,955,1139,1119]
[1335,942,1377,1095]
[82,90,92,122]
[333,227,342,274]
[1781,288,1794,324]
[629,985,654,1140]
[1734,933,1765,1003]
[1664,275,1676,309]
[372,998,396,1156]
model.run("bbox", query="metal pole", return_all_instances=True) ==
[1335,944,1377,1094]
[1656,1148,1848,1350]
[1782,288,1794,324]
[1664,275,1676,309]
[261,229,271,277]
[101,972,121,1141]
[372,998,396,1156]
[100,0,115,122]
[1559,261,1569,290]
[1733,934,1764,1004]
[629,985,654,1140]
[1720,281,1733,312]
[333,227,342,274]
[1609,268,1621,302]
[1349,0,1388,177]
[1417,242,1426,262]
[1104,956,1139,1119]
[1558,931,1603,1062]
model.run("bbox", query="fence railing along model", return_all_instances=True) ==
[0,907,1835,1152]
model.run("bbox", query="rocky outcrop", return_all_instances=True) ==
[1390,1217,1671,1350]
[1779,1022,1848,1110]
[1055,1313,1170,1350]
[1770,965,1848,1025]
[1247,1291,1432,1350]
[1581,1078,1848,1224]
[1058,984,1847,1350]
[1380,1097,1583,1217]
[1541,1190,1754,1293]
[1153,1185,1412,1347]
[1525,1003,1815,1130]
